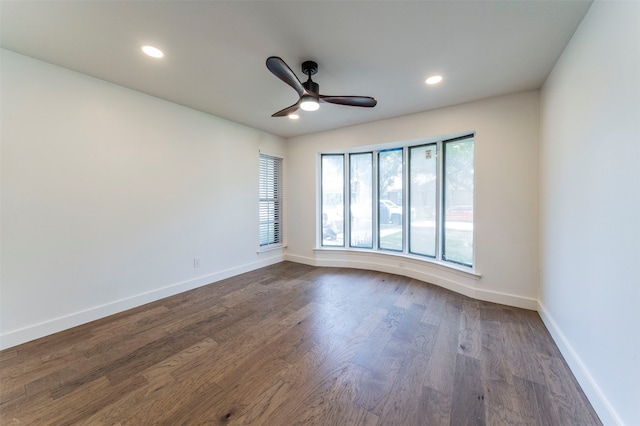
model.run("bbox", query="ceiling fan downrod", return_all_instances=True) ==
[302,60,319,93]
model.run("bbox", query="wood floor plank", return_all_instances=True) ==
[142,337,218,383]
[310,367,381,426]
[408,321,439,354]
[265,363,373,426]
[169,299,317,386]
[40,322,202,399]
[450,353,486,425]
[534,351,602,425]
[164,363,289,425]
[394,278,432,309]
[1,339,87,392]
[0,262,601,425]
[352,306,388,337]
[422,297,462,395]
[89,305,172,340]
[261,355,355,424]
[420,284,449,326]
[458,299,483,359]
[169,321,280,385]
[375,348,432,424]
[392,303,426,343]
[122,373,225,425]
[481,317,516,411]
[77,373,179,425]
[420,385,452,425]
[15,320,169,402]
[221,379,293,425]
[264,322,370,420]
[503,316,548,385]
[22,375,147,425]
[510,376,541,423]
[352,338,406,410]
[485,403,537,426]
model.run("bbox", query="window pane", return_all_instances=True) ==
[322,154,344,246]
[259,154,282,246]
[378,149,403,251]
[350,153,373,248]
[443,137,474,266]
[409,144,437,256]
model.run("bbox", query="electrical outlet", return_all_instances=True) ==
[194,257,200,268]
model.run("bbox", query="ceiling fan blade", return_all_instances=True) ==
[320,95,377,108]
[272,101,301,117]
[266,56,305,97]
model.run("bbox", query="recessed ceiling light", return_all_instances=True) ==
[288,113,299,120]
[425,75,443,85]
[142,45,164,58]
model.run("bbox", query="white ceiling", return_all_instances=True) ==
[0,0,592,139]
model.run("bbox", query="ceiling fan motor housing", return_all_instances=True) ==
[302,60,320,94]
[303,80,320,94]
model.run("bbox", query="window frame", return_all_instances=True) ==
[441,135,475,267]
[259,153,283,248]
[377,148,404,252]
[349,152,374,249]
[320,154,346,247]
[408,142,439,258]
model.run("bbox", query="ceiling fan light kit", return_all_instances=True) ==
[266,56,376,118]
[300,95,319,111]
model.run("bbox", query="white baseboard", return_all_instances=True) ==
[0,255,283,350]
[538,303,623,426]
[284,253,537,310]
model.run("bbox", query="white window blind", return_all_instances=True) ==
[259,153,283,247]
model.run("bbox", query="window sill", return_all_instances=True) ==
[257,244,287,254]
[312,247,481,280]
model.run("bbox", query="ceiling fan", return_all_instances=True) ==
[266,56,377,117]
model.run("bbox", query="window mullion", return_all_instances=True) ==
[372,151,379,250]
[436,141,443,261]
[402,147,409,254]
[343,154,350,247]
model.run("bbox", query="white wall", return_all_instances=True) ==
[0,49,286,349]
[285,91,540,309]
[539,1,640,424]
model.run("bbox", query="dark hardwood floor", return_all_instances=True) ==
[1,262,601,425]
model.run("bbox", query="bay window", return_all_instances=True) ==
[319,133,474,268]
